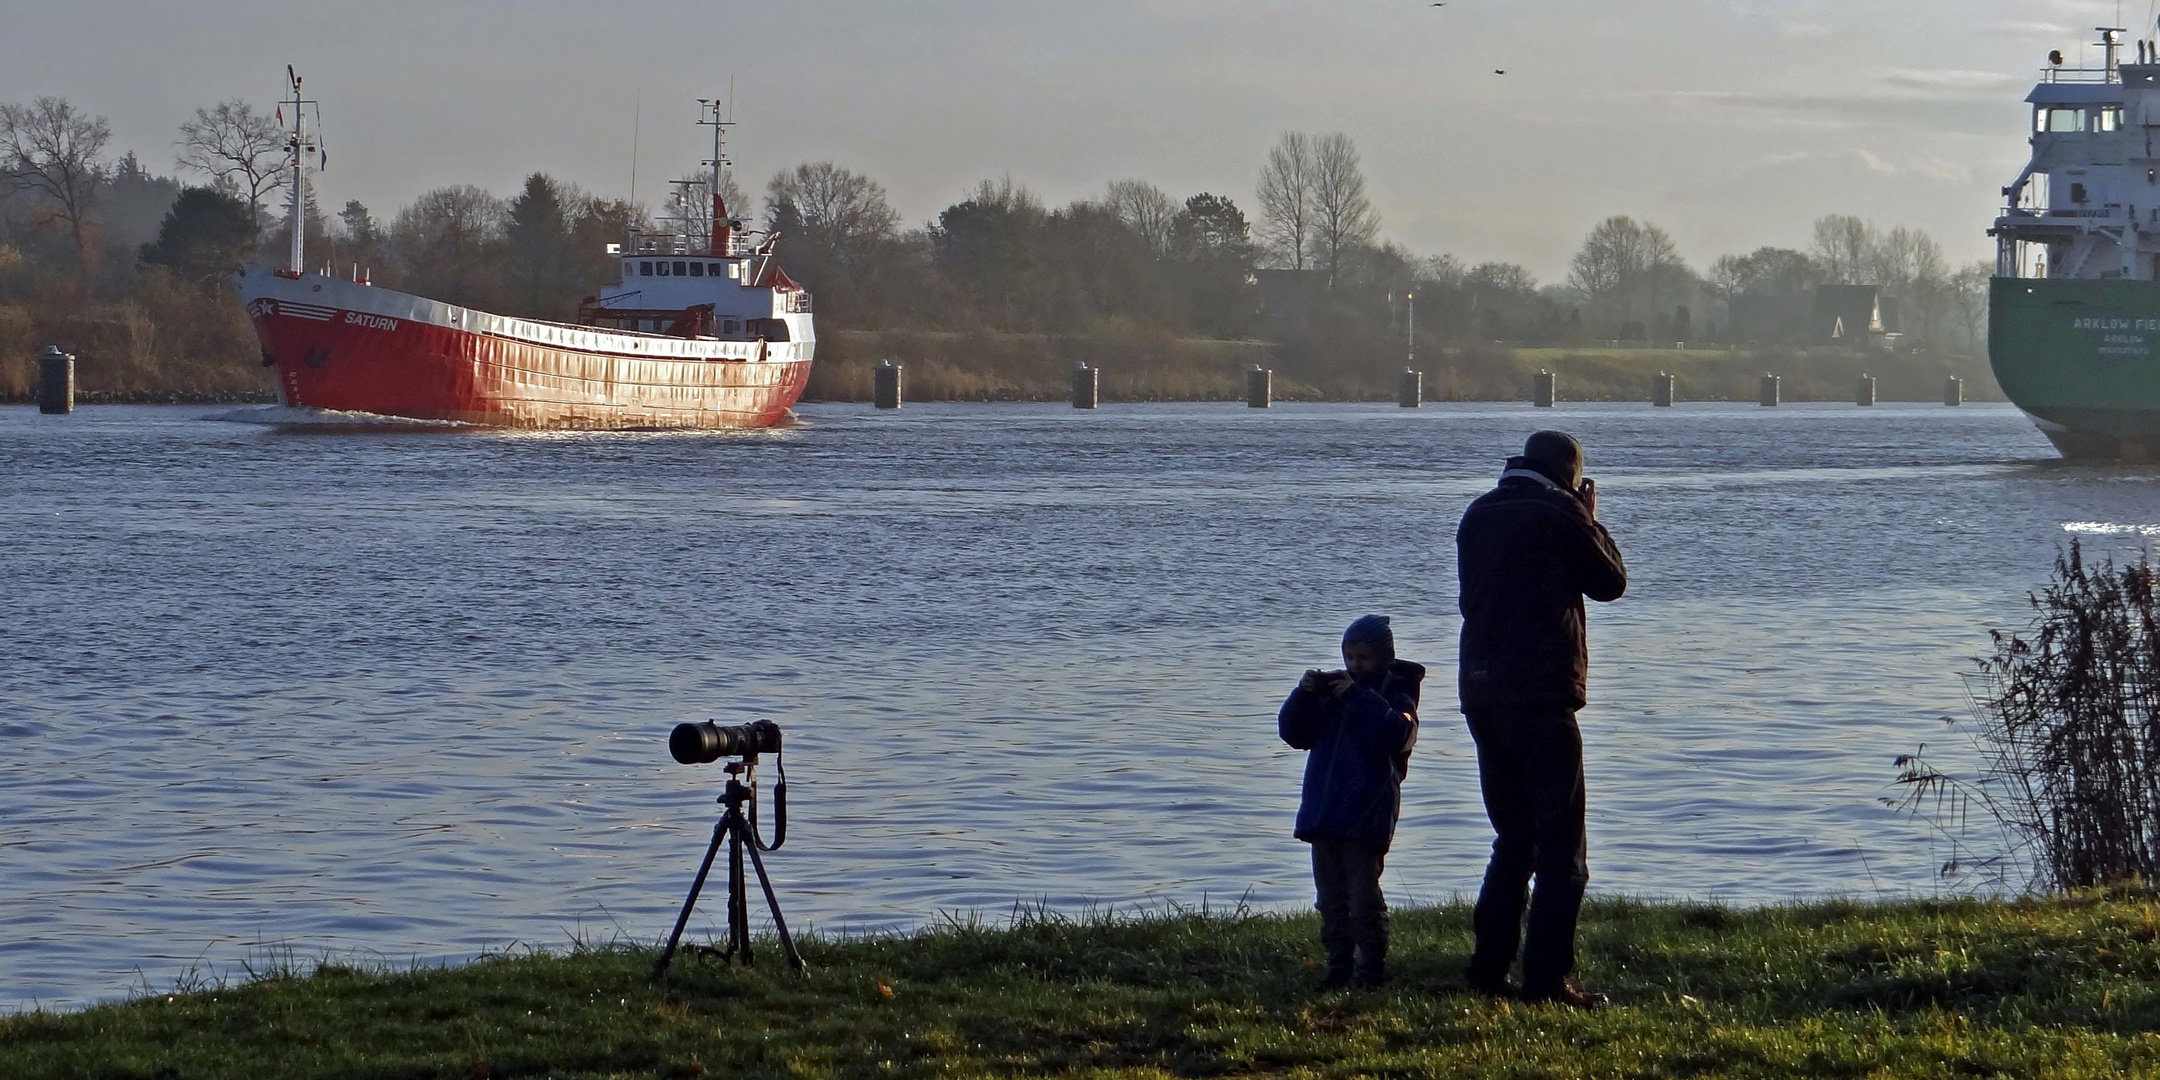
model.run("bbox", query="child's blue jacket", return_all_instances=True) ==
[1278,660,1423,851]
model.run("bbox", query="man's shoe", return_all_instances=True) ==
[1521,979,1607,1009]
[1320,966,1353,990]
[1350,968,1388,989]
[1464,969,1516,999]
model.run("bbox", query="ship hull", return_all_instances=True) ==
[234,265,812,429]
[1989,275,2160,459]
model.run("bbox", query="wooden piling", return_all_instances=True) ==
[1944,376,1964,407]
[1246,365,1271,409]
[1532,369,1555,408]
[1397,368,1421,408]
[1652,372,1674,407]
[1759,373,1780,407]
[37,345,74,415]
[873,359,903,409]
[1071,363,1098,409]
[1857,374,1877,407]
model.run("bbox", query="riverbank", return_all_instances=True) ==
[808,331,2002,403]
[2,304,1999,405]
[5,894,2155,1078]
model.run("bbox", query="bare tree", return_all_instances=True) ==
[1872,226,1949,342]
[1567,215,1688,334]
[0,96,111,264]
[1255,132,1314,270]
[763,162,900,267]
[1310,132,1378,287]
[389,184,508,306]
[1949,260,1992,353]
[1102,179,1178,256]
[176,101,288,223]
[1812,214,1876,284]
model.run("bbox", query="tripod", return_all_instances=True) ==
[653,758,804,978]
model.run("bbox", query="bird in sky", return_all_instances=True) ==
[1494,69,1507,75]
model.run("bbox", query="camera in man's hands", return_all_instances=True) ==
[670,718,782,764]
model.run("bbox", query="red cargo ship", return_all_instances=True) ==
[237,74,812,429]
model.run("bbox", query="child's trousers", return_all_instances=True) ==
[1311,838,1389,980]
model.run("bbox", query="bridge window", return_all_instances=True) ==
[656,261,670,276]
[2042,107,2085,133]
[639,261,653,276]
[689,261,704,277]
[2098,105,2124,132]
[673,261,688,276]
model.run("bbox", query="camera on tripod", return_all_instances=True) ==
[653,718,803,979]
[669,719,781,764]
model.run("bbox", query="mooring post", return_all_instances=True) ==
[1652,371,1674,407]
[1857,374,1877,407]
[1246,365,1271,409]
[1943,376,1964,407]
[37,345,75,415]
[873,359,903,409]
[1071,362,1098,409]
[1398,368,1421,408]
[1533,369,1555,408]
[1759,373,1780,407]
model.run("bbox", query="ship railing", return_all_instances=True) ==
[1998,205,2123,220]
[2041,65,2120,84]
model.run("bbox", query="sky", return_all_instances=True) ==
[0,0,2144,282]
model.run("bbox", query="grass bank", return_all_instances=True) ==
[9,895,2160,1078]
[1510,346,2003,404]
[0,306,1999,407]
[808,334,2000,405]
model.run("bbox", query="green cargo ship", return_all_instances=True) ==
[1990,27,2160,458]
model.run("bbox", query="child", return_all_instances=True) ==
[1278,614,1423,988]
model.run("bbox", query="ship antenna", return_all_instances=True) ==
[697,94,735,256]
[282,66,318,275]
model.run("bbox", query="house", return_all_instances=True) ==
[1729,285,1895,348]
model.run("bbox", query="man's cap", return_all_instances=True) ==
[1523,430,1584,483]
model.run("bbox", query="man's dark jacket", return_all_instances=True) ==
[1456,466,1628,712]
[1278,660,1424,851]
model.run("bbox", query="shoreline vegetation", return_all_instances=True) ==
[7,894,2160,1078]
[0,327,2002,407]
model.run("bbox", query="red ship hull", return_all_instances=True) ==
[235,266,812,429]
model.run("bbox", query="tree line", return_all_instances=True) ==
[1,92,1993,395]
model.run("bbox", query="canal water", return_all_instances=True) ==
[0,401,2138,1008]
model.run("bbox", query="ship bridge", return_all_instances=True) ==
[578,97,814,349]
[1994,26,2160,280]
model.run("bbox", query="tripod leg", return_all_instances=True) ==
[728,814,752,965]
[653,819,729,981]
[738,821,808,970]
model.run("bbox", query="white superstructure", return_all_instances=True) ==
[1991,26,2160,281]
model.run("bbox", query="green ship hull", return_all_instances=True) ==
[1990,276,2160,459]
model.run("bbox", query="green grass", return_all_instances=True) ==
[10,895,2160,1079]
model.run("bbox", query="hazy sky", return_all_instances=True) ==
[0,0,2141,281]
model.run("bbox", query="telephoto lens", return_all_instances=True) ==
[670,719,782,764]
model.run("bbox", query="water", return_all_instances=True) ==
[0,400,2145,1010]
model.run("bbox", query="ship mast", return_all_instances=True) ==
[282,66,318,274]
[696,96,734,256]
[2100,26,2127,80]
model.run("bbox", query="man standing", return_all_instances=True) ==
[1455,430,1627,1008]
